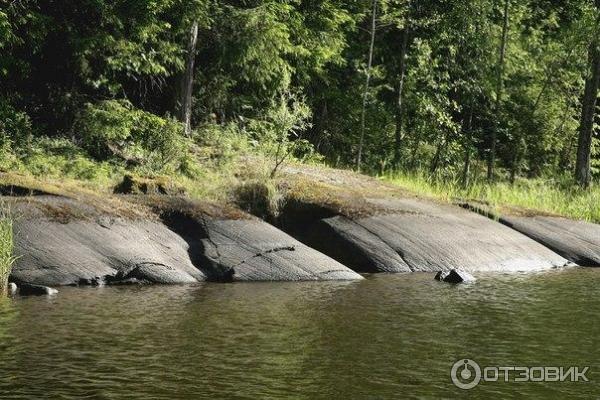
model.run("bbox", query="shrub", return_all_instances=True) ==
[246,91,313,177]
[113,174,186,196]
[195,121,251,165]
[74,99,134,159]
[0,101,32,156]
[75,100,188,173]
[20,137,119,182]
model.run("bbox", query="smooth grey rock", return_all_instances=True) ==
[281,197,571,273]
[12,217,202,286]
[18,283,58,296]
[7,195,362,286]
[435,269,476,283]
[500,215,600,266]
[163,212,362,282]
[7,282,17,295]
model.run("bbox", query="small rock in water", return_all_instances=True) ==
[434,271,445,281]
[18,283,59,296]
[434,269,476,284]
[105,276,145,286]
[78,277,104,286]
[7,282,17,295]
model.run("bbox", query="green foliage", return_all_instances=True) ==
[0,101,32,156]
[232,179,281,221]
[385,170,600,222]
[75,100,136,158]
[20,138,119,182]
[195,122,252,165]
[75,100,188,174]
[1,0,599,191]
[75,0,210,95]
[0,208,15,292]
[195,1,353,120]
[246,91,313,177]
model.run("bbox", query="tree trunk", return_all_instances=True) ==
[461,106,474,187]
[509,149,518,184]
[356,0,378,172]
[315,100,328,152]
[509,137,525,184]
[393,26,410,167]
[410,139,420,169]
[557,107,574,170]
[487,0,510,181]
[430,132,447,175]
[406,118,419,169]
[179,21,199,137]
[575,14,600,188]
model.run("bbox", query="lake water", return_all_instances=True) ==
[1,269,599,399]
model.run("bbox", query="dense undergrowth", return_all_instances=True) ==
[0,96,321,203]
[2,128,599,224]
[1,99,598,225]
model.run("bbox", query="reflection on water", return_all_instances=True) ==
[1,269,599,399]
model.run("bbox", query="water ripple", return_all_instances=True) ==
[1,269,599,399]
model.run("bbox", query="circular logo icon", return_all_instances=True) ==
[451,359,481,390]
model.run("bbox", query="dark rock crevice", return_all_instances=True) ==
[159,209,233,281]
[230,246,296,268]
[0,184,57,197]
[348,218,414,272]
[275,200,408,273]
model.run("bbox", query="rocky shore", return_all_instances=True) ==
[9,194,361,286]
[3,168,599,291]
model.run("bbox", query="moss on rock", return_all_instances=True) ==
[114,174,186,196]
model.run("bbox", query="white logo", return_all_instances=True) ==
[451,359,590,390]
[451,359,481,389]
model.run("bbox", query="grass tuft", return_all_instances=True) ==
[0,207,15,293]
[383,170,600,223]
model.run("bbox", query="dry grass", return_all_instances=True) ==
[278,163,420,218]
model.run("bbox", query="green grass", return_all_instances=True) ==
[0,132,267,203]
[383,171,600,223]
[0,208,15,293]
[3,133,599,225]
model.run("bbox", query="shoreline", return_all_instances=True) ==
[4,166,599,293]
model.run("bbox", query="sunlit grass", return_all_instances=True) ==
[0,208,15,293]
[383,171,600,223]
[0,134,268,203]
[4,133,599,224]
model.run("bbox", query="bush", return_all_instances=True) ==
[195,122,251,165]
[20,137,118,182]
[75,100,188,173]
[246,91,313,177]
[0,101,32,156]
